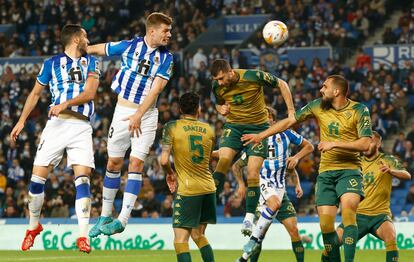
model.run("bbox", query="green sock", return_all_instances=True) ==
[386,250,398,262]
[199,244,215,262]
[246,186,260,213]
[321,251,330,262]
[177,252,192,262]
[343,225,358,262]
[213,172,225,194]
[322,232,341,262]
[250,243,262,262]
[292,241,304,262]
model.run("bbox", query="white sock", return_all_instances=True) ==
[244,212,255,223]
[101,170,121,217]
[28,175,46,230]
[252,207,277,240]
[75,176,91,238]
[118,173,142,226]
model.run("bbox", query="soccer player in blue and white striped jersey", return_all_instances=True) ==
[87,12,174,236]
[10,24,101,253]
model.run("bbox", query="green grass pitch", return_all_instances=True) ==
[1,250,414,262]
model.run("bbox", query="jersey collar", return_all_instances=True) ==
[363,152,382,162]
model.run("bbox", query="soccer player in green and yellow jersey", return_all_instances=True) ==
[242,75,372,262]
[160,92,216,262]
[210,59,295,236]
[321,131,411,262]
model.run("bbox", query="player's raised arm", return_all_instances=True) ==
[88,40,133,56]
[277,78,295,117]
[380,156,411,180]
[87,44,106,56]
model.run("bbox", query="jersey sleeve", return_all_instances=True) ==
[36,59,52,86]
[155,53,174,80]
[105,39,133,56]
[355,104,373,138]
[383,154,405,171]
[285,129,303,146]
[212,81,225,105]
[294,99,318,122]
[161,121,175,146]
[87,56,101,77]
[256,70,279,88]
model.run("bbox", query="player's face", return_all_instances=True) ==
[320,79,335,110]
[213,70,234,87]
[76,29,89,55]
[152,23,172,46]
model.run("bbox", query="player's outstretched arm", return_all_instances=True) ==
[48,74,100,117]
[379,160,411,180]
[242,115,297,146]
[287,138,314,170]
[318,136,371,153]
[87,44,106,56]
[10,81,45,141]
[160,144,177,193]
[277,78,295,117]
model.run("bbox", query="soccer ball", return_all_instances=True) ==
[262,20,289,46]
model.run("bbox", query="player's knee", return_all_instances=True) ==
[341,208,356,226]
[266,197,281,211]
[107,158,123,171]
[128,157,144,172]
[216,157,231,173]
[190,230,202,241]
[319,214,335,233]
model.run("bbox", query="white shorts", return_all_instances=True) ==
[33,118,94,169]
[107,104,158,161]
[259,175,285,206]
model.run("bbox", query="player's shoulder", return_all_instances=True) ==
[44,53,65,64]
[239,69,272,82]
[307,98,322,108]
[381,153,400,163]
[164,119,178,128]
[350,99,369,112]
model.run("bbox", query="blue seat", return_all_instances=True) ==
[391,205,403,215]
[69,207,76,217]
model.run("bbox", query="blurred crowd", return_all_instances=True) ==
[382,2,414,45]
[1,0,414,220]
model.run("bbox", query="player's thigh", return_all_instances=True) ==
[373,215,395,241]
[245,123,269,159]
[33,119,67,168]
[315,171,339,207]
[66,121,95,169]
[219,123,244,152]
[276,194,297,224]
[173,227,191,243]
[336,170,364,209]
[32,165,53,179]
[260,178,284,210]
[191,223,208,240]
[200,193,217,225]
[173,194,203,229]
[130,108,158,161]
[107,105,134,158]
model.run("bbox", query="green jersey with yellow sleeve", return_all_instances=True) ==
[161,117,216,196]
[212,69,280,125]
[358,153,404,216]
[295,98,372,173]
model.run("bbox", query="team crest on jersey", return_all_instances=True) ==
[276,137,281,144]
[154,56,160,64]
[80,57,87,67]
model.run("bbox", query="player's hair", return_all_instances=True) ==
[266,106,277,121]
[327,75,349,96]
[146,12,172,30]
[179,92,200,115]
[372,131,382,141]
[211,59,232,77]
[61,24,83,47]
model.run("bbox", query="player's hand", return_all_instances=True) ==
[379,160,391,174]
[48,102,67,117]
[286,156,299,169]
[166,173,177,193]
[236,183,246,199]
[10,121,25,142]
[217,103,230,116]
[241,133,262,147]
[318,141,335,153]
[295,185,303,198]
[123,113,142,138]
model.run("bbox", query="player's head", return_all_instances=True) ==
[266,106,277,124]
[320,75,349,110]
[61,24,89,54]
[179,92,200,117]
[364,131,382,157]
[146,12,172,47]
[211,59,236,87]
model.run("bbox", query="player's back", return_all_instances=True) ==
[163,117,216,196]
[38,53,100,118]
[212,69,279,125]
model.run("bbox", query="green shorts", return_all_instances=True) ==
[338,213,392,240]
[220,123,269,158]
[275,193,297,222]
[315,169,364,206]
[172,193,216,228]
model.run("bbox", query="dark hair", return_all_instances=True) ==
[327,75,349,96]
[61,24,83,47]
[266,106,277,121]
[179,92,200,115]
[372,130,382,141]
[211,59,231,77]
[146,12,173,30]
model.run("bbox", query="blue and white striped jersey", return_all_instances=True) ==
[37,53,100,118]
[105,37,173,104]
[261,129,303,188]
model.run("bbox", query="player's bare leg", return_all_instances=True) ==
[89,157,123,237]
[318,205,341,261]
[101,156,144,235]
[242,156,263,236]
[21,166,49,251]
[73,165,92,253]
[376,221,398,262]
[191,223,215,262]
[174,228,192,262]
[340,193,360,262]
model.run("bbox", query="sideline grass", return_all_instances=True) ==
[1,250,414,262]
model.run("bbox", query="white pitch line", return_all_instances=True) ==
[1,253,171,261]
